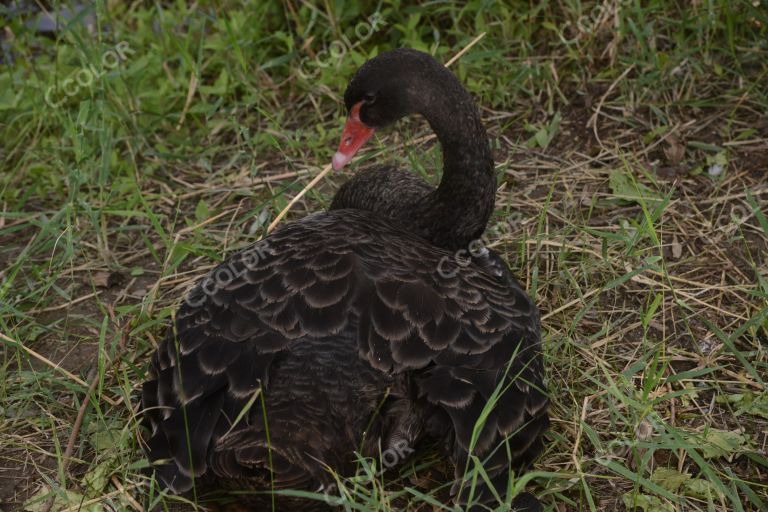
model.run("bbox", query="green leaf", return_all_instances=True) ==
[90,427,119,451]
[717,391,768,420]
[527,112,561,149]
[199,68,229,95]
[608,170,663,207]
[684,428,750,460]
[534,128,548,148]
[650,467,691,493]
[622,493,675,512]
[711,151,728,167]
[25,488,102,512]
[683,478,721,500]
[735,128,758,141]
[598,459,678,501]
[195,198,210,223]
[83,460,112,492]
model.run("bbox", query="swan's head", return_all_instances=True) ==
[333,49,443,170]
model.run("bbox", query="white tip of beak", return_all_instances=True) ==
[332,151,351,171]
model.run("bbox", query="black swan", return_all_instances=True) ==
[141,48,549,510]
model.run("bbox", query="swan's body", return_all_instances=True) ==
[141,48,549,510]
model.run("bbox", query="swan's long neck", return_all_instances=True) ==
[409,74,496,251]
[330,65,495,252]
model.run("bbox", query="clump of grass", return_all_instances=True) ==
[1,1,766,511]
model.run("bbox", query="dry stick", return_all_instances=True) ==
[39,316,132,512]
[57,483,142,512]
[266,33,487,234]
[266,162,333,233]
[111,475,144,512]
[586,63,635,150]
[444,32,486,67]
[176,72,198,130]
[0,331,120,407]
[32,291,102,314]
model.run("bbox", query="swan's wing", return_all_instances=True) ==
[141,215,358,492]
[141,210,548,492]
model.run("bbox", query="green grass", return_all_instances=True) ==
[1,0,767,510]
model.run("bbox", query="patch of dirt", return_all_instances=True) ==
[0,448,50,511]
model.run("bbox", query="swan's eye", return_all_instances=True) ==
[363,92,376,105]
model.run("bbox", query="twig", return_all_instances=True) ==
[110,475,144,512]
[56,483,142,512]
[0,331,119,406]
[266,163,333,233]
[176,72,198,130]
[586,64,635,150]
[266,34,487,234]
[445,32,486,67]
[29,291,102,314]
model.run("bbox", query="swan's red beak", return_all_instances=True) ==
[332,102,374,170]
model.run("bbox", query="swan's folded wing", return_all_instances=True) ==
[351,225,549,474]
[141,210,548,491]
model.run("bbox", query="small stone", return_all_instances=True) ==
[636,419,654,442]
[91,271,124,289]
